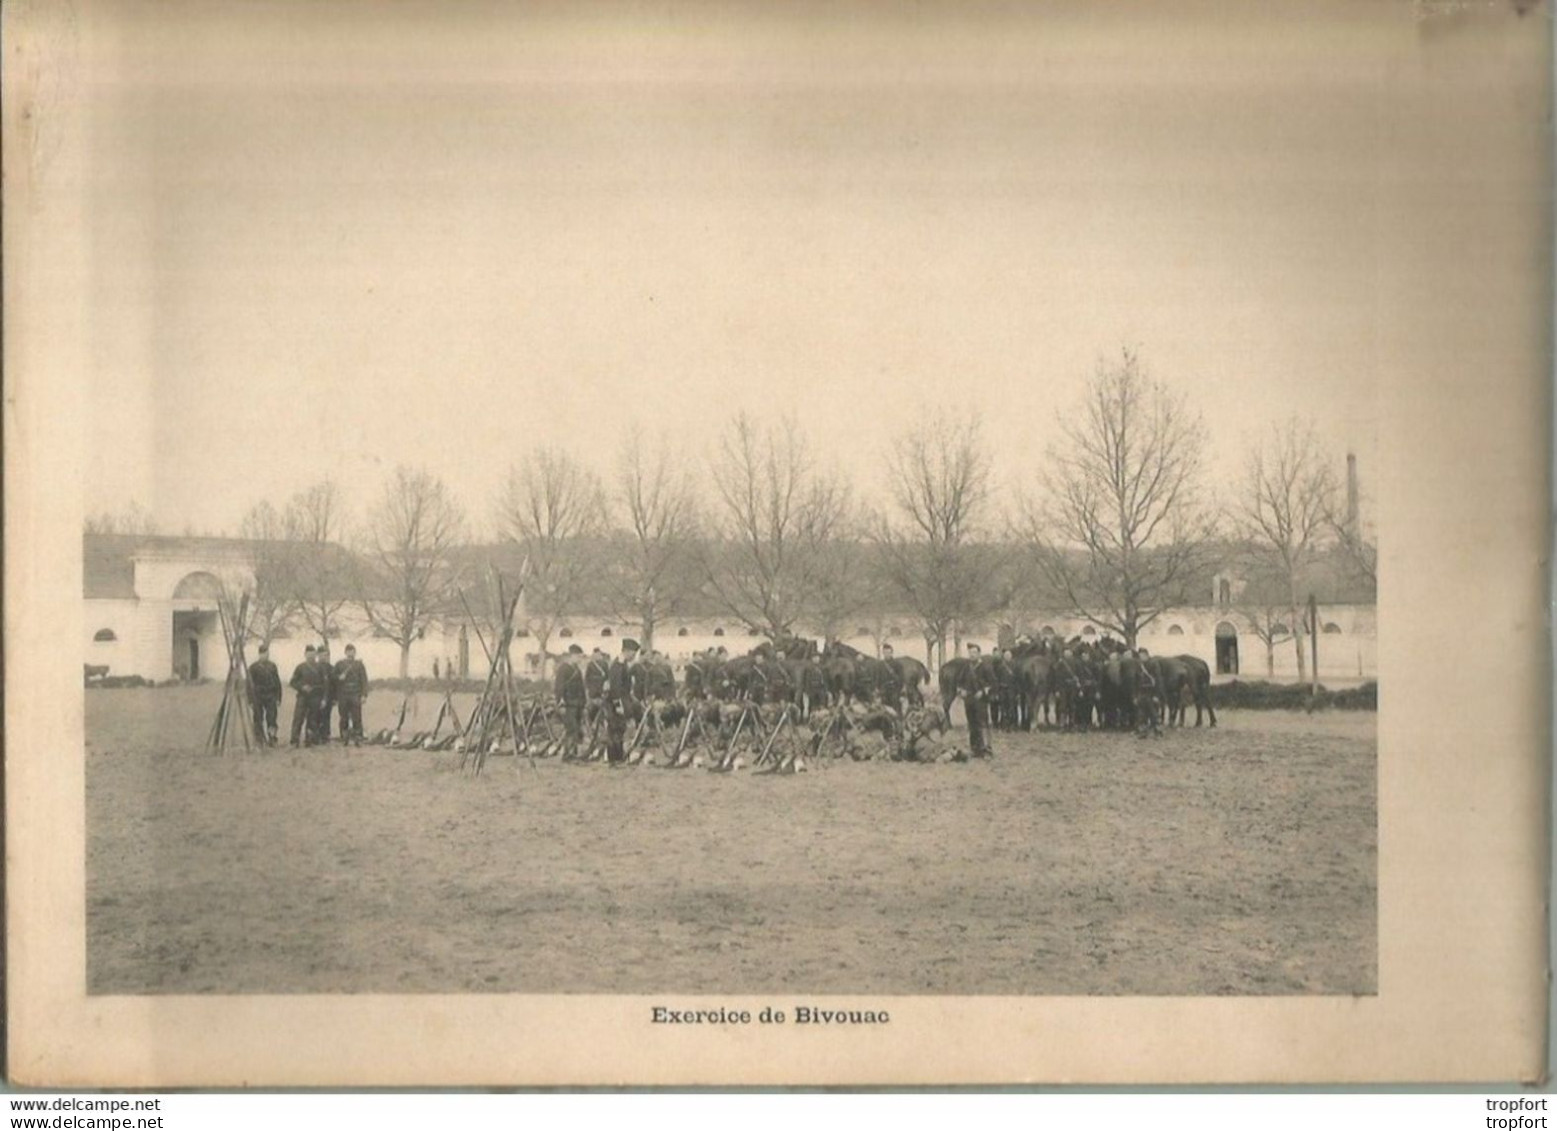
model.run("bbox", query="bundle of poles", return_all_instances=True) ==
[206,590,255,754]
[458,569,536,777]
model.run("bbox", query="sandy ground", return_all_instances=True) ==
[86,687,1375,996]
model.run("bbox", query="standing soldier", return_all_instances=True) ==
[312,643,335,744]
[248,643,283,746]
[334,643,368,746]
[747,649,773,717]
[289,645,324,747]
[606,639,640,765]
[996,647,1019,730]
[683,648,710,701]
[963,642,996,758]
[554,643,588,759]
[879,643,904,714]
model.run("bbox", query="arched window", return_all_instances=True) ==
[713,627,726,637]
[1323,622,1343,634]
[1081,625,1096,637]
[514,628,530,638]
[1166,624,1184,636]
[676,626,690,637]
[559,627,574,638]
[601,627,613,637]
[93,628,117,642]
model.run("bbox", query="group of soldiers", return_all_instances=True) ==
[957,633,1217,737]
[547,636,970,769]
[244,642,369,747]
[551,638,680,765]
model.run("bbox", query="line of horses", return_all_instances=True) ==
[667,633,1216,734]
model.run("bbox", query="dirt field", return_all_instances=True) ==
[86,687,1375,996]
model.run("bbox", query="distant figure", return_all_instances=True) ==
[432,657,441,681]
[289,645,325,747]
[963,642,995,758]
[248,643,283,746]
[555,644,587,759]
[334,643,368,746]
[606,639,640,764]
[313,643,335,743]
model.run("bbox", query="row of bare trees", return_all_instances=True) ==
[92,347,1375,675]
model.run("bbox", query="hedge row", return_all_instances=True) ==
[1209,680,1376,711]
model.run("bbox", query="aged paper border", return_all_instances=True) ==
[5,0,1549,1087]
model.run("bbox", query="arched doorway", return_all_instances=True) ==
[1214,621,1240,675]
[171,571,225,680]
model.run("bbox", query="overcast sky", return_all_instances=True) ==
[84,0,1383,538]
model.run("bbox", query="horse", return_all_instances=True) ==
[1174,654,1217,727]
[823,639,890,706]
[888,656,931,709]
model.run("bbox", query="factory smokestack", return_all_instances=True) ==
[1345,452,1359,539]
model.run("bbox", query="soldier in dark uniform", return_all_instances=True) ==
[746,649,773,717]
[312,643,335,743]
[683,649,710,701]
[878,643,904,713]
[333,643,368,745]
[605,639,640,765]
[289,645,325,747]
[646,650,676,700]
[248,643,283,746]
[995,647,1019,730]
[964,643,996,758]
[554,643,588,759]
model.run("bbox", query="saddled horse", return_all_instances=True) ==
[822,639,892,706]
[887,656,931,709]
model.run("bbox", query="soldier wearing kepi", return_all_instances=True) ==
[554,643,588,760]
[312,643,336,743]
[248,643,283,746]
[584,646,611,741]
[606,638,640,765]
[289,645,325,747]
[333,643,368,746]
[963,642,996,758]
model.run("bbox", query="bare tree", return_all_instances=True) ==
[1027,348,1218,647]
[605,428,699,652]
[875,413,997,667]
[283,481,351,640]
[496,448,607,667]
[84,501,159,535]
[358,467,469,679]
[1230,558,1300,678]
[794,476,873,644]
[1235,417,1337,681]
[237,499,297,647]
[701,413,838,638]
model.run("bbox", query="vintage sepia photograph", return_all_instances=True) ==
[7,0,1547,1088]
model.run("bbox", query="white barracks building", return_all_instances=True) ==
[85,534,1376,685]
